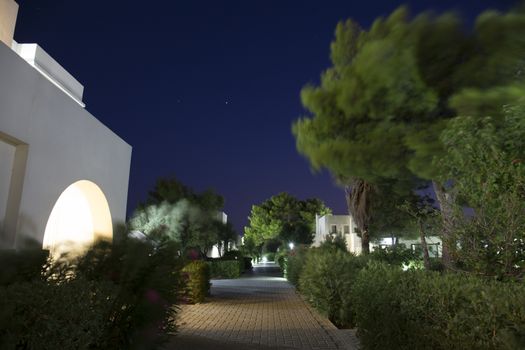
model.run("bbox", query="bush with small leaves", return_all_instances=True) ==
[182,260,211,303]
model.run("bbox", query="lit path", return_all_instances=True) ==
[169,262,360,350]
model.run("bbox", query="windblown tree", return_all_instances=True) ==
[439,105,525,279]
[244,193,331,247]
[293,6,525,261]
[130,176,229,256]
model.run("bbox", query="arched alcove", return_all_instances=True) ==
[43,180,112,255]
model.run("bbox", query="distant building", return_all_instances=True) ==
[207,211,240,258]
[313,213,442,257]
[313,214,362,254]
[0,0,132,255]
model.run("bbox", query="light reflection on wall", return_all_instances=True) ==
[43,180,112,256]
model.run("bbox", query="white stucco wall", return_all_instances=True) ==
[0,41,132,249]
[0,0,17,48]
[313,214,362,254]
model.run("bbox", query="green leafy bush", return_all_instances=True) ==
[0,249,49,286]
[352,264,525,350]
[368,244,419,267]
[299,247,365,327]
[182,260,210,303]
[0,238,184,350]
[220,250,252,271]
[222,250,243,260]
[243,256,253,270]
[265,252,276,261]
[67,238,183,349]
[0,278,117,350]
[285,245,308,287]
[276,249,288,271]
[208,259,243,279]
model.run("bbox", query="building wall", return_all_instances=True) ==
[313,214,362,254]
[313,214,442,256]
[0,0,18,48]
[0,41,132,249]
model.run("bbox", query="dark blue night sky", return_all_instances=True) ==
[14,0,514,232]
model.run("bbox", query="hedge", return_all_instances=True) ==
[0,239,184,350]
[352,264,525,350]
[182,260,210,303]
[285,245,309,287]
[298,247,366,328]
[0,249,49,286]
[289,247,525,349]
[208,260,243,279]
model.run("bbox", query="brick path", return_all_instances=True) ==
[171,262,360,350]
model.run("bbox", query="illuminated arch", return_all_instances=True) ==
[43,180,112,255]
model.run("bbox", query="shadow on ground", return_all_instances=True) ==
[170,335,297,350]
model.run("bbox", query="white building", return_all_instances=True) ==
[0,0,132,255]
[313,213,442,257]
[313,214,362,254]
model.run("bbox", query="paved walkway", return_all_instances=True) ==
[170,262,360,350]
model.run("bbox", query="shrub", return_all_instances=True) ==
[285,245,308,287]
[265,252,276,261]
[182,260,210,303]
[352,264,525,350]
[243,256,253,270]
[66,238,183,349]
[0,278,117,350]
[222,250,243,260]
[220,250,252,271]
[0,238,184,350]
[208,260,243,279]
[275,249,288,271]
[368,244,419,267]
[0,249,49,286]
[299,247,365,327]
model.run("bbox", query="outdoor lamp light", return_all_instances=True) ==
[289,242,294,250]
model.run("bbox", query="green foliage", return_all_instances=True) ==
[239,235,260,260]
[0,249,49,286]
[299,247,366,327]
[285,246,309,287]
[148,176,224,212]
[182,260,210,303]
[130,200,224,256]
[0,278,118,350]
[368,244,419,267]
[208,260,243,279]
[67,238,183,349]
[352,264,525,350]
[275,249,288,271]
[293,5,525,259]
[439,105,525,279]
[320,233,347,252]
[0,237,183,350]
[214,221,238,257]
[244,193,331,246]
[133,176,232,256]
[220,250,252,270]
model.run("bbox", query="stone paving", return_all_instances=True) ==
[171,262,360,350]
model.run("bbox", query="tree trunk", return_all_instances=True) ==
[432,181,455,269]
[418,220,431,270]
[345,180,373,255]
[361,229,370,254]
